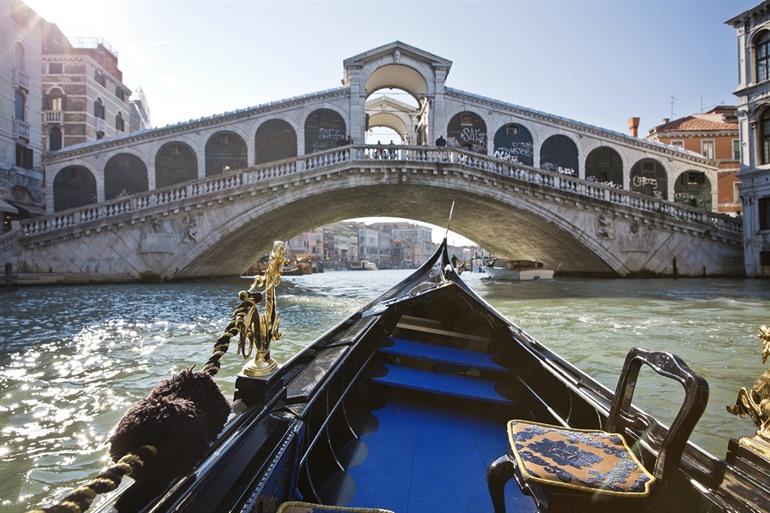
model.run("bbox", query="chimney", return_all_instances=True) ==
[628,117,640,138]
[661,117,670,124]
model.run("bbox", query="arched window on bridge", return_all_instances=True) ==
[205,131,247,176]
[105,153,149,200]
[48,127,62,151]
[53,166,97,212]
[255,119,297,165]
[585,147,622,188]
[305,109,346,154]
[630,158,668,200]
[155,142,198,188]
[674,171,711,210]
[540,134,578,176]
[447,111,487,154]
[493,123,533,165]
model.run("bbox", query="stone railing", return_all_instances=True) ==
[14,119,30,140]
[18,145,741,238]
[44,111,63,124]
[14,68,30,91]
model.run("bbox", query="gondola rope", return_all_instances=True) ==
[24,299,252,513]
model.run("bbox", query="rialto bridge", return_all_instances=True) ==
[0,42,745,281]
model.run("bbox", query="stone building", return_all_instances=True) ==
[40,22,133,154]
[647,107,740,214]
[0,0,44,231]
[392,224,435,257]
[129,87,151,133]
[728,1,770,277]
[357,226,380,264]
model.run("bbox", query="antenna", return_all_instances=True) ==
[444,201,455,241]
[667,94,677,118]
[700,94,704,113]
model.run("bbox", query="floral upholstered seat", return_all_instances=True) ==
[507,420,655,497]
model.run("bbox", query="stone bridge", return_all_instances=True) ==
[1,145,743,282]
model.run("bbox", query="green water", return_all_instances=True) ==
[0,271,768,511]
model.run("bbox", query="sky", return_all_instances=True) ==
[22,0,758,245]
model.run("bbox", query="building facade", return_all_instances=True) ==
[40,22,133,153]
[728,1,770,277]
[0,0,44,231]
[647,106,740,214]
[129,87,151,133]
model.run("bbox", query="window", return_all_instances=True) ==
[506,125,519,135]
[762,109,770,164]
[757,31,770,82]
[760,196,770,230]
[14,89,25,120]
[116,86,126,102]
[701,140,715,159]
[94,70,106,87]
[670,140,684,149]
[15,144,33,169]
[733,181,742,203]
[761,251,770,266]
[733,139,741,161]
[47,88,65,111]
[116,112,125,132]
[94,98,105,119]
[14,42,25,72]
[49,127,62,151]
[48,62,63,74]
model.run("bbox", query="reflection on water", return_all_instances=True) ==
[0,271,768,511]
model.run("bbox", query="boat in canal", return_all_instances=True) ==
[484,259,554,281]
[349,260,378,271]
[30,240,770,513]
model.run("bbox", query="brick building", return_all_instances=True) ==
[647,106,740,214]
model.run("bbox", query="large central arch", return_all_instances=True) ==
[173,180,618,278]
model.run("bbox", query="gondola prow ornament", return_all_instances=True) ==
[239,240,286,377]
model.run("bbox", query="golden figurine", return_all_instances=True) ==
[727,325,770,458]
[238,241,287,377]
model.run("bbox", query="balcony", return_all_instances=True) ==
[14,119,30,141]
[96,117,106,133]
[44,110,62,124]
[14,68,30,91]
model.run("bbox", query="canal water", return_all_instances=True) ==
[0,271,768,511]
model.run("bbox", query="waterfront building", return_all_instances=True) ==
[392,224,435,257]
[0,0,45,231]
[647,107,740,214]
[727,2,770,277]
[286,227,323,260]
[357,226,380,265]
[40,21,133,152]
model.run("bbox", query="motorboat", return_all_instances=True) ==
[349,260,378,271]
[29,240,770,513]
[484,259,554,281]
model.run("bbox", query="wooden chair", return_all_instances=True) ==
[487,347,709,513]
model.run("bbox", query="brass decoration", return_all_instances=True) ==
[238,241,286,377]
[727,325,770,458]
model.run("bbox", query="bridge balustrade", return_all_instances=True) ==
[19,145,741,238]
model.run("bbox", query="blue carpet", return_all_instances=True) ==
[383,338,506,373]
[345,396,533,513]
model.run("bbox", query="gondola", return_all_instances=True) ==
[30,239,770,513]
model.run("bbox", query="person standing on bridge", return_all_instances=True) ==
[436,135,446,147]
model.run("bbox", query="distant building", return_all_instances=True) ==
[357,226,380,264]
[392,224,434,256]
[0,0,45,231]
[286,227,323,259]
[727,1,770,277]
[40,21,133,151]
[647,107,740,214]
[129,87,151,132]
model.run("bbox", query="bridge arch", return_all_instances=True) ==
[493,123,534,165]
[585,146,623,187]
[630,158,668,200]
[447,111,488,154]
[540,134,579,176]
[205,130,247,176]
[104,153,149,200]
[53,165,97,212]
[365,63,429,101]
[155,141,198,188]
[254,118,298,165]
[673,169,712,209]
[304,108,347,154]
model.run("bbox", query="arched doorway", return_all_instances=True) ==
[585,147,622,187]
[104,153,149,200]
[540,135,578,176]
[155,142,197,188]
[493,123,533,165]
[674,171,712,209]
[365,64,429,144]
[447,111,487,154]
[53,166,97,211]
[630,158,667,200]
[305,109,346,154]
[205,131,247,176]
[254,119,297,165]
[49,127,62,151]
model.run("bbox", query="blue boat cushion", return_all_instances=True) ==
[507,420,656,497]
[276,502,394,513]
